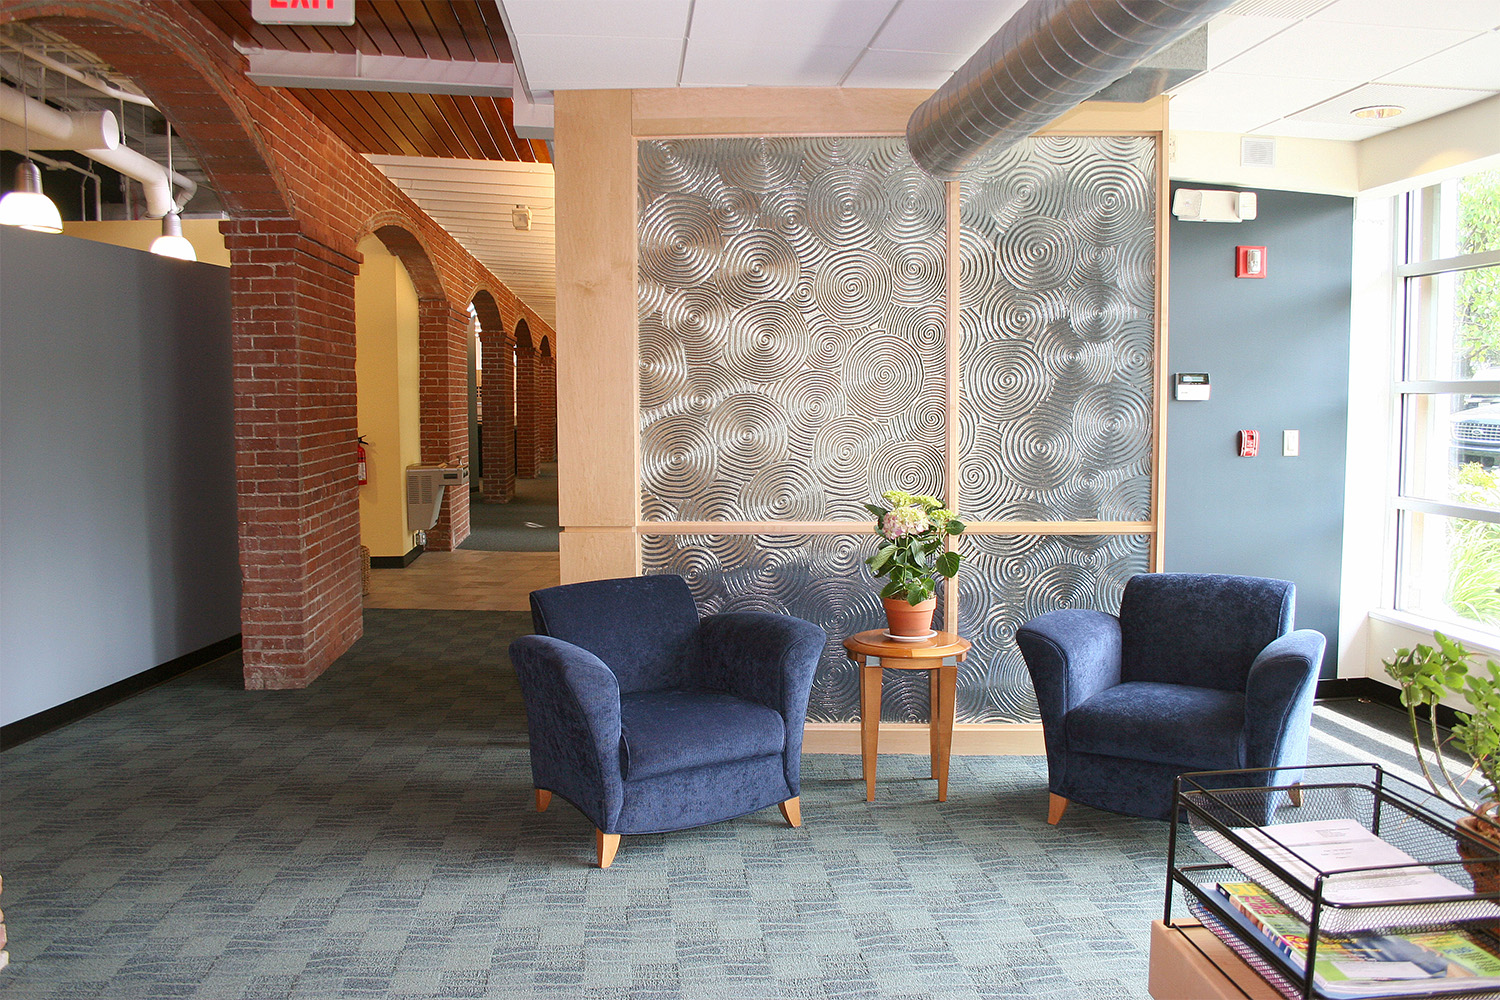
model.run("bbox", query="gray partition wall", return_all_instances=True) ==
[0,226,240,727]
[1166,185,1353,676]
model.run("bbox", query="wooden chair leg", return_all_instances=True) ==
[535,788,552,812]
[779,796,802,828]
[1288,782,1303,807]
[596,830,621,868]
[1048,793,1069,825]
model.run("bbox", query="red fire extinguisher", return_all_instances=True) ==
[356,436,369,486]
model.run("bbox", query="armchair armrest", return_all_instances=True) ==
[509,634,625,831]
[1244,629,1325,771]
[1015,610,1123,727]
[687,611,826,793]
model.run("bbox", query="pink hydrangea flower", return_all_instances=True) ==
[883,505,929,539]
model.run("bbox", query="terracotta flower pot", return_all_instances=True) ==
[882,595,936,637]
[1457,806,1500,895]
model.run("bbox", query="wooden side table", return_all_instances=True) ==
[843,629,971,802]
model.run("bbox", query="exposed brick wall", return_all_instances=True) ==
[539,347,558,464]
[478,327,516,503]
[514,333,542,480]
[4,1,556,689]
[419,300,473,551]
[224,219,364,690]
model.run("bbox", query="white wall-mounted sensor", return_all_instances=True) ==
[1174,372,1210,400]
[1172,189,1257,223]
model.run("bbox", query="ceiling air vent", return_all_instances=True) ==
[1240,136,1276,168]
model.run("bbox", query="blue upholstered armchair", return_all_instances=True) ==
[1014,573,1325,824]
[508,574,826,867]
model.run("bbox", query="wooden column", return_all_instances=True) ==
[554,90,640,583]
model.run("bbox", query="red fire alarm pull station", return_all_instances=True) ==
[1236,245,1267,278]
[1239,430,1260,457]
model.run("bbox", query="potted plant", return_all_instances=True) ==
[864,490,965,637]
[1384,632,1500,885]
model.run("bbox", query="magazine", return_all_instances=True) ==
[1208,881,1500,999]
[1196,817,1500,932]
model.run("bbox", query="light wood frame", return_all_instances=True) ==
[554,90,1170,744]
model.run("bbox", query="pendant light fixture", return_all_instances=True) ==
[149,120,195,261]
[0,66,64,233]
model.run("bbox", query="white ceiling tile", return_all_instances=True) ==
[1253,117,1388,140]
[1217,20,1474,80]
[842,48,960,89]
[1169,71,1361,125]
[518,35,684,90]
[688,0,893,49]
[1289,81,1493,125]
[1206,14,1298,67]
[1224,0,1334,17]
[1169,106,1279,134]
[1381,31,1500,90]
[868,0,1025,54]
[1168,109,1263,133]
[1310,0,1500,31]
[501,1,692,38]
[681,42,862,86]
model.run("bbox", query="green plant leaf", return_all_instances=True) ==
[935,551,960,578]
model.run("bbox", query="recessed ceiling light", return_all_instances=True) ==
[1351,105,1404,121]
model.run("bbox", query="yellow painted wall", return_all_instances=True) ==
[62,219,230,267]
[355,235,422,558]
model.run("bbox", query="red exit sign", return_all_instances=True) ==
[251,0,355,26]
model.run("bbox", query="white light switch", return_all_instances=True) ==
[1283,430,1299,457]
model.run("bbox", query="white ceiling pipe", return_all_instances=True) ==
[0,90,194,216]
[0,123,195,217]
[0,84,118,149]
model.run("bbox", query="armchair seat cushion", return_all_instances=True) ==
[1066,681,1246,772]
[619,689,785,781]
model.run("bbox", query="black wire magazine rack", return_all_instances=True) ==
[1166,763,1500,1000]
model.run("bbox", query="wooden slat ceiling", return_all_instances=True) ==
[198,1,548,163]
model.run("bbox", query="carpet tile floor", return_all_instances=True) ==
[0,609,1423,999]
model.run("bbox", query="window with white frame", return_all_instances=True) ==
[1394,166,1500,632]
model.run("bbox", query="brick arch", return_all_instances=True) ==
[537,336,557,463]
[362,221,469,549]
[3,3,291,219]
[3,2,548,692]
[473,290,516,503]
[514,319,543,478]
[369,222,446,301]
[514,317,535,354]
[469,289,505,337]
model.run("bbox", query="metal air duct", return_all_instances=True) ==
[906,0,1233,179]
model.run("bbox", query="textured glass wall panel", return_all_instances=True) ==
[959,136,1157,522]
[957,533,1150,722]
[639,137,948,522]
[642,533,945,724]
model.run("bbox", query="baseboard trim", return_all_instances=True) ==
[1317,675,1461,728]
[803,722,1045,756]
[370,545,423,569]
[1,635,242,751]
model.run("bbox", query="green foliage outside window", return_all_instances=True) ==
[1456,168,1500,375]
[1447,463,1500,629]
